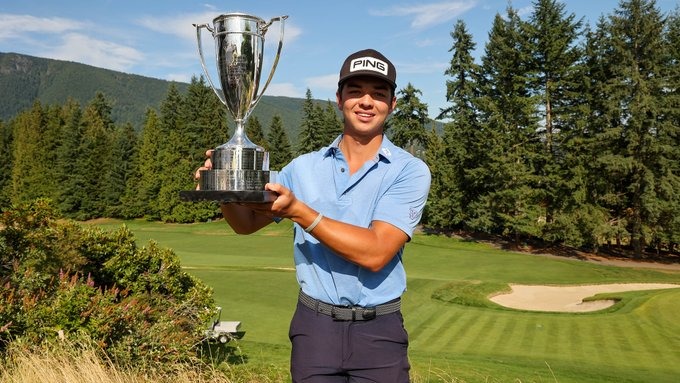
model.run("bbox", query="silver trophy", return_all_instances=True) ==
[180,13,287,203]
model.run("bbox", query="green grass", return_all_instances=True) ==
[88,219,680,383]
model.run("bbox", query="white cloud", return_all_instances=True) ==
[45,33,143,72]
[137,12,300,48]
[165,72,193,83]
[306,73,339,94]
[263,82,302,98]
[136,11,215,43]
[0,13,142,73]
[0,13,86,40]
[371,0,477,29]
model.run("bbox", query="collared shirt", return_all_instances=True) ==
[276,134,431,307]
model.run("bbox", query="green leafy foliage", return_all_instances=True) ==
[0,199,216,370]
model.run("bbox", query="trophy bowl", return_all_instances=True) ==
[180,13,287,203]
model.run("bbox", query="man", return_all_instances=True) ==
[199,48,430,382]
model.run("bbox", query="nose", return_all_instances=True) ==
[358,92,374,108]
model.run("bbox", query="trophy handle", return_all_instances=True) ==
[246,15,288,116]
[194,23,227,106]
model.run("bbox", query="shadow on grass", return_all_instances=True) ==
[198,342,248,366]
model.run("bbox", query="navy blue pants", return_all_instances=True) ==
[289,300,410,382]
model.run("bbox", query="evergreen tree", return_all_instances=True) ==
[169,77,221,222]
[472,7,544,242]
[246,115,269,150]
[0,120,12,210]
[526,0,584,153]
[389,83,429,155]
[525,0,589,245]
[104,123,137,217]
[423,124,456,228]
[320,100,342,145]
[182,76,226,154]
[78,97,114,219]
[433,19,484,229]
[297,89,325,155]
[267,115,293,170]
[54,99,86,217]
[155,84,191,222]
[10,102,48,204]
[88,91,115,130]
[594,0,669,256]
[121,108,162,219]
[656,7,680,251]
[40,105,64,203]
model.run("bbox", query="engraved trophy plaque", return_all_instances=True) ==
[180,13,287,203]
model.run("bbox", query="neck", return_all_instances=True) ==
[339,134,383,174]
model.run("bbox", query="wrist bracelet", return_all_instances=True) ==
[305,213,324,233]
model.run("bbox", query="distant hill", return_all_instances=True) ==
[0,52,332,141]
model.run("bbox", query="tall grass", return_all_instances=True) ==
[0,341,290,383]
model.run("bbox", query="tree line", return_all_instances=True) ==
[1,0,678,259]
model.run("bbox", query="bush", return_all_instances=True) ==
[0,199,216,371]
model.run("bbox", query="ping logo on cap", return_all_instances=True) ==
[350,57,388,76]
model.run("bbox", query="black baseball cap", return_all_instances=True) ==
[338,49,397,90]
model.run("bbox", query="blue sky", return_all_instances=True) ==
[1,0,677,118]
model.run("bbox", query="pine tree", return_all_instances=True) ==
[121,108,162,219]
[655,7,680,251]
[155,84,190,222]
[182,76,226,156]
[0,120,12,210]
[525,0,589,245]
[435,19,484,229]
[11,102,48,204]
[594,0,669,256]
[320,101,342,145]
[104,123,137,217]
[78,97,114,219]
[54,99,86,217]
[389,83,429,155]
[423,124,457,228]
[297,89,325,155]
[526,0,584,153]
[174,77,221,222]
[246,115,269,150]
[267,115,293,170]
[472,7,544,242]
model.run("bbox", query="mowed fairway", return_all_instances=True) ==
[90,219,680,383]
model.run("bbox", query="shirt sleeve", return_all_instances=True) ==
[372,157,431,239]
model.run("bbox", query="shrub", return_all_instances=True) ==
[0,199,216,371]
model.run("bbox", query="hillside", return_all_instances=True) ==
[0,52,329,140]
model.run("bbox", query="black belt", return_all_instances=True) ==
[298,290,401,321]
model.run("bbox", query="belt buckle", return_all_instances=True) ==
[362,308,376,320]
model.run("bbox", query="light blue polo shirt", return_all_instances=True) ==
[276,134,431,307]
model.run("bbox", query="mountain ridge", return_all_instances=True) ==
[0,52,324,140]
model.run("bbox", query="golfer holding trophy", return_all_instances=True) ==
[181,13,287,203]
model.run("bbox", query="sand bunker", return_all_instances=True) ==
[489,283,680,312]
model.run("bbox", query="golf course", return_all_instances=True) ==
[91,219,680,383]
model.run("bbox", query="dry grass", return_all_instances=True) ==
[0,344,238,383]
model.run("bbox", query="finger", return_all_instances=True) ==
[194,167,205,180]
[265,182,283,194]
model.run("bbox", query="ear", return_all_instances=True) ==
[336,91,342,110]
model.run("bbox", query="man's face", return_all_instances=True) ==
[336,76,396,137]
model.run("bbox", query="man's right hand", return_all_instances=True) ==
[194,149,214,190]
